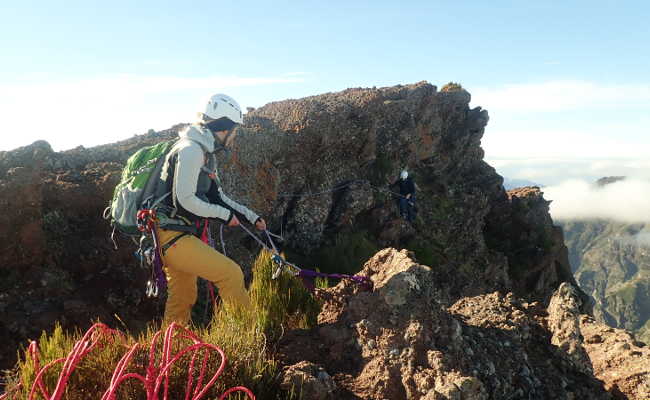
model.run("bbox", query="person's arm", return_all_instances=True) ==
[406,179,416,198]
[216,187,260,225]
[173,145,233,223]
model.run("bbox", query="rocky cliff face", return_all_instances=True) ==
[232,84,581,308]
[1,82,640,398]
[0,130,184,372]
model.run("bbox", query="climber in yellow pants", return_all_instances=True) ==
[157,228,251,325]
[153,93,267,325]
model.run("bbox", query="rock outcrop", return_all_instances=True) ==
[596,176,626,187]
[547,283,593,375]
[279,249,617,399]
[498,187,586,305]
[232,86,582,309]
[581,314,650,399]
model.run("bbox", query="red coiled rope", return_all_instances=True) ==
[1,322,254,400]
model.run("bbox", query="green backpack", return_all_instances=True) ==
[104,140,176,236]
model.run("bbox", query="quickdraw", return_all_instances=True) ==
[135,209,167,297]
[271,254,301,280]
[270,254,373,292]
[236,224,373,292]
[136,209,157,233]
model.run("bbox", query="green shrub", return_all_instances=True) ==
[440,82,464,92]
[249,250,321,341]
[313,231,379,275]
[405,238,444,267]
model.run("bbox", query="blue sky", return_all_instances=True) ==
[1,0,648,184]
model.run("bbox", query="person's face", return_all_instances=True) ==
[214,129,237,148]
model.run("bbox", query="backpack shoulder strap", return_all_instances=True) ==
[164,138,210,218]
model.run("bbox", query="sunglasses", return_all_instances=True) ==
[205,117,236,132]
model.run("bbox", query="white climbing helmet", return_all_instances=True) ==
[201,93,243,124]
[401,170,408,180]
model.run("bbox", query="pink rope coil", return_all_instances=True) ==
[2,322,255,400]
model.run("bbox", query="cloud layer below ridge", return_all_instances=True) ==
[543,178,650,223]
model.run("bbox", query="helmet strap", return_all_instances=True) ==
[214,128,235,146]
[212,129,235,156]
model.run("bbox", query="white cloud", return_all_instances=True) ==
[543,178,650,223]
[635,232,650,247]
[488,157,650,186]
[0,74,304,151]
[614,231,650,248]
[471,80,650,113]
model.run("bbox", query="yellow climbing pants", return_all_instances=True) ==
[156,228,251,326]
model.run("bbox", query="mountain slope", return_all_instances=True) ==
[560,219,650,344]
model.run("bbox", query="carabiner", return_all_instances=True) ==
[145,279,158,298]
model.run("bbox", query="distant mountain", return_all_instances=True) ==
[558,175,650,344]
[595,176,626,187]
[503,177,541,190]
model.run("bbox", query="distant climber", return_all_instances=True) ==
[155,93,267,325]
[391,170,416,222]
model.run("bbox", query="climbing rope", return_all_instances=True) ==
[1,322,254,400]
[278,179,408,199]
[133,174,399,299]
[236,223,373,292]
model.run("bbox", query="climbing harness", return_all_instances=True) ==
[134,193,375,300]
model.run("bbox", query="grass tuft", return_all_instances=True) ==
[3,249,320,399]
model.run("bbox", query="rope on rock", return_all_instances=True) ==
[278,179,408,199]
[0,322,255,400]
[236,224,373,292]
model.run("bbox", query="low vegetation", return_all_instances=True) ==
[2,250,320,399]
[440,82,464,92]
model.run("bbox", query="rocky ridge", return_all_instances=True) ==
[278,249,649,399]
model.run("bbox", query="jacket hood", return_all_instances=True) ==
[179,124,215,153]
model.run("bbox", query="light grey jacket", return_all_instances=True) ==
[160,124,259,224]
